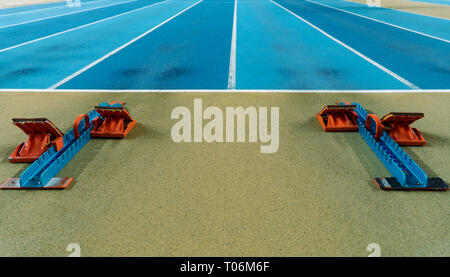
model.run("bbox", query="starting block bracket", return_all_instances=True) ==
[1,177,73,189]
[374,177,448,191]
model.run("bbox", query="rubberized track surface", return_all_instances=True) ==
[0,0,449,90]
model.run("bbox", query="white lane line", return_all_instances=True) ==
[306,0,450,43]
[1,89,449,93]
[227,0,237,90]
[50,0,203,89]
[0,0,106,18]
[0,0,138,30]
[0,0,169,53]
[271,0,419,89]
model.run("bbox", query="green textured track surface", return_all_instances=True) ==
[0,92,449,256]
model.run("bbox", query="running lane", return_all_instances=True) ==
[273,0,450,89]
[58,0,234,89]
[317,0,450,40]
[0,0,127,27]
[0,0,199,88]
[236,0,408,89]
[0,0,164,50]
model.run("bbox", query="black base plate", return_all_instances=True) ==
[374,177,449,191]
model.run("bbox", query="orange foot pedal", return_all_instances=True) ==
[8,118,64,163]
[381,112,426,146]
[316,105,359,132]
[91,102,136,138]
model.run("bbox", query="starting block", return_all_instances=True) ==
[1,102,136,190]
[8,118,64,163]
[317,102,448,191]
[316,104,358,132]
[380,112,426,146]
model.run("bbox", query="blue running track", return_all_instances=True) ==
[0,0,448,90]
